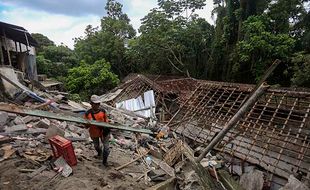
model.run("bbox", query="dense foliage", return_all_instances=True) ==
[32,33,78,81]
[66,59,119,99]
[34,0,310,99]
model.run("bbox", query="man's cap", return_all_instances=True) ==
[90,95,101,104]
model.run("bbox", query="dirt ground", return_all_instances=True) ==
[0,144,154,190]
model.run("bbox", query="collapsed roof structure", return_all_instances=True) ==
[103,73,310,189]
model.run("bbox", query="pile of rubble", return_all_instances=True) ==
[1,67,310,190]
[0,104,225,190]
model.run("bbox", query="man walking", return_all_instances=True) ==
[84,95,111,166]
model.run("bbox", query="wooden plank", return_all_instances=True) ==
[146,177,176,190]
[152,158,175,177]
[116,150,149,171]
[27,165,47,179]
[0,103,153,134]
[163,140,183,166]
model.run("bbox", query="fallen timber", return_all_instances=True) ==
[0,103,154,134]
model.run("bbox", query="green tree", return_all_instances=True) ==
[129,0,214,78]
[291,53,310,87]
[32,33,78,80]
[74,0,136,78]
[31,33,55,53]
[66,59,120,98]
[36,45,78,80]
[40,45,78,66]
[231,16,295,84]
[207,0,308,85]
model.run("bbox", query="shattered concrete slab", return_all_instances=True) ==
[13,116,24,125]
[5,124,28,133]
[280,175,310,190]
[34,118,50,128]
[22,116,39,124]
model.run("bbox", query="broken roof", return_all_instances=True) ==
[168,80,310,183]
[105,73,310,183]
[0,21,38,47]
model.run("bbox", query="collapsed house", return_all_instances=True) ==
[103,74,310,189]
[100,74,199,123]
[0,21,62,94]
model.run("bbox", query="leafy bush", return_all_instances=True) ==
[291,53,310,87]
[65,59,120,97]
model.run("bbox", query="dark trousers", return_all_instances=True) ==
[91,135,110,164]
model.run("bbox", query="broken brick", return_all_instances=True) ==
[22,116,39,124]
[34,119,50,129]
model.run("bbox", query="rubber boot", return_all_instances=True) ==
[102,149,110,166]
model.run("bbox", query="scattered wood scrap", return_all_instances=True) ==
[163,140,183,166]
[27,165,47,179]
[152,157,175,177]
[146,177,176,190]
[116,150,150,171]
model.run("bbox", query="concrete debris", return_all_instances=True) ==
[13,116,24,125]
[280,175,310,190]
[183,170,203,190]
[7,113,17,119]
[1,72,310,190]
[239,169,264,190]
[22,116,39,124]
[34,118,50,129]
[0,111,8,126]
[27,128,47,134]
[5,124,28,133]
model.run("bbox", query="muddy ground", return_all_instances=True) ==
[0,144,154,190]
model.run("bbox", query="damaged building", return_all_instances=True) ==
[0,21,38,81]
[102,73,310,189]
[0,57,310,189]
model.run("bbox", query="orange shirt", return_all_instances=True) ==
[84,109,108,138]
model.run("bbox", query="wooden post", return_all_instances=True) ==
[3,29,12,66]
[19,42,22,52]
[24,32,29,52]
[241,59,281,107]
[14,41,18,52]
[0,38,4,65]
